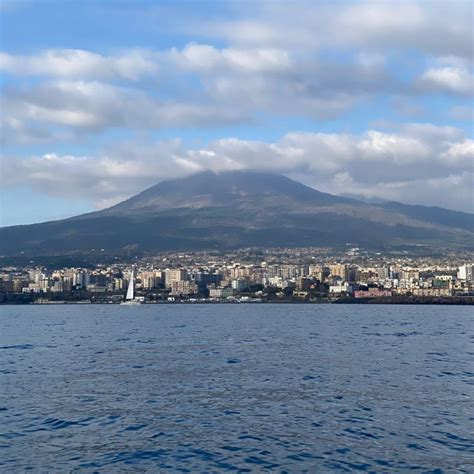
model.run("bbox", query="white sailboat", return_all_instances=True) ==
[121,270,143,304]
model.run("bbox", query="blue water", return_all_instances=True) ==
[0,304,473,472]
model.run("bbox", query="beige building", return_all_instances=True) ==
[165,268,188,288]
[412,288,453,297]
[329,264,349,281]
[170,280,197,296]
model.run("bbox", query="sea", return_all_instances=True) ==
[0,304,472,472]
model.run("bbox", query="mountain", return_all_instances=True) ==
[1,170,473,257]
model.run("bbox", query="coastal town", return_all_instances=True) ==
[1,247,473,304]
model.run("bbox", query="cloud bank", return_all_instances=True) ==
[3,124,473,212]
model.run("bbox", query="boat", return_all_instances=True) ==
[120,270,144,305]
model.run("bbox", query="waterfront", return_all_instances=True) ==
[1,305,473,471]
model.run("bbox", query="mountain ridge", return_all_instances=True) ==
[1,170,472,256]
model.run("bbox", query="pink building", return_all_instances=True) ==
[354,288,392,298]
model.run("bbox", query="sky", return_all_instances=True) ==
[0,0,473,226]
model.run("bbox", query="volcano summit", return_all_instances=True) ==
[1,171,473,256]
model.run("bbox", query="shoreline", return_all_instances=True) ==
[1,297,473,306]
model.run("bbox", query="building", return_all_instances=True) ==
[412,288,453,297]
[279,265,300,279]
[63,276,73,292]
[194,272,221,291]
[40,278,50,292]
[165,268,188,288]
[458,264,473,282]
[139,271,162,289]
[114,278,124,290]
[308,265,329,282]
[295,277,313,291]
[375,267,391,279]
[228,266,251,279]
[50,280,64,292]
[402,270,420,281]
[12,277,28,293]
[329,264,349,281]
[354,288,392,298]
[231,278,249,292]
[267,275,285,288]
[24,283,41,293]
[170,280,197,296]
[73,270,90,289]
[329,282,353,295]
[209,287,234,299]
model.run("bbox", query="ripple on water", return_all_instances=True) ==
[426,431,474,453]
[0,344,34,350]
[42,417,95,430]
[122,424,147,432]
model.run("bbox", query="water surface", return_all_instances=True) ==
[0,304,473,472]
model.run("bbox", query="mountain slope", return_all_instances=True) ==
[1,170,473,256]
[379,201,474,232]
[99,170,354,214]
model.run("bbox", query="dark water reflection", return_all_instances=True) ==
[0,304,473,472]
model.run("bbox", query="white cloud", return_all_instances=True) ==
[0,49,158,80]
[3,124,473,212]
[1,45,395,143]
[0,23,471,146]
[169,43,291,72]
[1,80,244,143]
[441,139,474,167]
[192,2,473,58]
[334,3,472,58]
[419,66,474,95]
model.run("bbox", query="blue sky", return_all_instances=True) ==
[1,0,473,225]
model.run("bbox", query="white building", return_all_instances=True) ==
[329,282,353,295]
[209,287,234,299]
[73,270,90,289]
[457,265,473,282]
[231,278,249,292]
